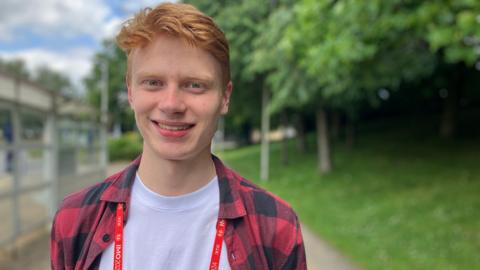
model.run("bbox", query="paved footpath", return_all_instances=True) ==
[0,162,360,270]
[303,225,359,270]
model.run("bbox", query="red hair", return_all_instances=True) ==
[116,3,230,86]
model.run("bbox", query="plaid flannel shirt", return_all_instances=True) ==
[51,155,307,269]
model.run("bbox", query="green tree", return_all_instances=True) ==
[0,58,75,96]
[0,58,31,79]
[34,65,74,96]
[84,40,133,132]
[282,0,440,172]
[185,0,276,144]
[248,5,314,167]
[413,0,480,138]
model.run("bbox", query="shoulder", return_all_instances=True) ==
[225,169,306,268]
[51,161,138,268]
[58,173,117,211]
[237,176,299,224]
[52,170,123,237]
[221,164,300,231]
[58,159,139,211]
[214,156,299,228]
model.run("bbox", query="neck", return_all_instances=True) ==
[137,146,217,196]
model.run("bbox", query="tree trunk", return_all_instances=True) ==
[316,106,332,173]
[260,86,270,181]
[440,64,464,139]
[439,87,459,139]
[331,111,341,141]
[345,117,355,149]
[241,122,253,145]
[294,113,307,154]
[281,110,289,166]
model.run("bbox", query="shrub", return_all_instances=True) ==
[108,132,143,161]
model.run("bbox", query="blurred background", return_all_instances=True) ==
[0,0,479,269]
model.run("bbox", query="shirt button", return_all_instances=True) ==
[102,234,110,242]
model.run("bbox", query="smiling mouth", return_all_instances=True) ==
[151,120,195,131]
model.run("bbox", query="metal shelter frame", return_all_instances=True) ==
[0,71,107,248]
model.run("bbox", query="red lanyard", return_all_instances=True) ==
[209,218,227,270]
[113,203,227,270]
[113,203,124,270]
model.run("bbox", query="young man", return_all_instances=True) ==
[51,3,306,270]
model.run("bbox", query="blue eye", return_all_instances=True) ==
[189,82,202,88]
[185,81,204,89]
[183,81,207,92]
[142,80,163,87]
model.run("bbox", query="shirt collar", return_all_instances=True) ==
[100,155,140,203]
[212,155,247,219]
[100,154,246,219]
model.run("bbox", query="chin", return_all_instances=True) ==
[150,143,202,162]
[153,148,190,161]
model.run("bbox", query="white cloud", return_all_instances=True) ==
[102,17,124,39]
[121,0,174,14]
[0,0,127,93]
[0,0,173,94]
[0,48,95,91]
[0,0,117,41]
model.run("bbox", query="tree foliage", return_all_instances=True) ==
[0,58,31,79]
[182,0,480,171]
[186,0,280,142]
[35,65,73,96]
[83,40,133,131]
[82,0,479,142]
[0,57,74,96]
[417,0,480,65]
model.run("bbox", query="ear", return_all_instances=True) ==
[220,81,233,115]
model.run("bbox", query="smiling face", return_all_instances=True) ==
[127,34,232,162]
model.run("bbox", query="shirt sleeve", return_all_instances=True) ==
[50,210,66,270]
[280,215,307,270]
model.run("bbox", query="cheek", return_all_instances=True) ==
[131,93,155,114]
[198,99,222,118]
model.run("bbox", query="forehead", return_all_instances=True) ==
[129,34,222,82]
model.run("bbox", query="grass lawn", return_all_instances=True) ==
[217,122,480,270]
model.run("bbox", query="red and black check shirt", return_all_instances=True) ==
[51,155,307,269]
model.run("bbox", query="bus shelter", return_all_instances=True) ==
[0,71,107,248]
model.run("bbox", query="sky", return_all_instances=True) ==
[0,0,168,93]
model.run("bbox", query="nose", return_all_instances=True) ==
[157,86,187,115]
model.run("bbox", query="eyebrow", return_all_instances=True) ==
[133,71,215,82]
[182,76,215,84]
[133,72,164,80]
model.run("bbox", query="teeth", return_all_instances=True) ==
[157,123,191,131]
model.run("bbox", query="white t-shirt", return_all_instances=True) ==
[99,174,231,270]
